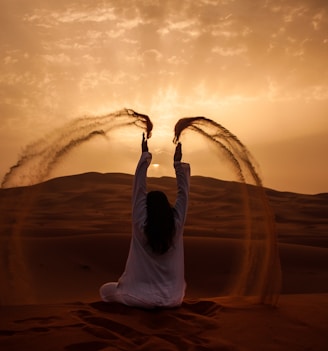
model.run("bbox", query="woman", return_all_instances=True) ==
[99,134,190,308]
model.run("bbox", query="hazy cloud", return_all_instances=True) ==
[23,5,117,26]
[42,53,71,64]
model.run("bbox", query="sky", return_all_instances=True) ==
[1,0,327,194]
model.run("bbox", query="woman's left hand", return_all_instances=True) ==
[142,133,148,152]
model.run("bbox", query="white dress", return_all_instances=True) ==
[99,151,190,308]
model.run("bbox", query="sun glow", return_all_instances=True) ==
[148,87,183,138]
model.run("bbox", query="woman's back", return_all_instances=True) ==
[118,151,190,307]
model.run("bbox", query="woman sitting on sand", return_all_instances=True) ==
[99,134,190,308]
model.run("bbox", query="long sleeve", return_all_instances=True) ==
[117,154,189,307]
[131,152,152,235]
[173,161,190,229]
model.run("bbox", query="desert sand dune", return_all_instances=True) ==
[1,173,328,350]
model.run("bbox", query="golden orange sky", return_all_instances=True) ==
[1,0,327,193]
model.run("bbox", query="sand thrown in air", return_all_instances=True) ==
[174,116,281,305]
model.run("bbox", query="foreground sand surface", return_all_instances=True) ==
[1,294,327,351]
[1,173,328,350]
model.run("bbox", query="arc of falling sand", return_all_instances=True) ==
[0,109,152,304]
[1,108,153,188]
[174,116,281,305]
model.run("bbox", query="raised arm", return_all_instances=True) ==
[173,143,190,227]
[132,134,152,232]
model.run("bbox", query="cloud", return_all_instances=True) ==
[78,70,138,92]
[311,10,326,30]
[142,49,163,63]
[167,55,188,65]
[3,56,18,65]
[117,17,146,30]
[157,18,201,39]
[42,53,71,64]
[0,72,36,86]
[282,5,308,23]
[24,5,117,26]
[81,54,102,64]
[212,45,248,56]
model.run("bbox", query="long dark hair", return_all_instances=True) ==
[144,191,175,255]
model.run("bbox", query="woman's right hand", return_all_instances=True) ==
[174,142,182,162]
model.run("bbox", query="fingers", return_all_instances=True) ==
[176,142,182,154]
[174,142,182,162]
[141,133,148,152]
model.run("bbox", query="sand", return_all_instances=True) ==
[1,172,328,350]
